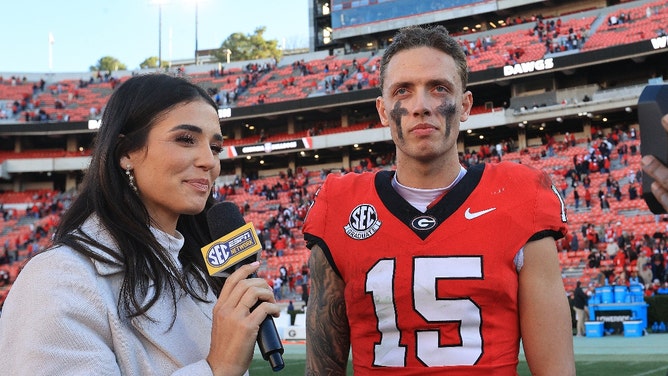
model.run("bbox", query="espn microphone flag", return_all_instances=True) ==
[201,221,262,277]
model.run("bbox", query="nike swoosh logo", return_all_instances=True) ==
[464,207,496,220]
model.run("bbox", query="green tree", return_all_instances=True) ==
[139,56,160,69]
[139,56,171,69]
[90,56,127,72]
[213,27,282,64]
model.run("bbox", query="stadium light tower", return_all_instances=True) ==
[159,3,162,68]
[186,0,202,65]
[195,0,198,64]
[48,32,55,72]
[152,0,170,69]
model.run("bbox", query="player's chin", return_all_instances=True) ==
[411,143,445,158]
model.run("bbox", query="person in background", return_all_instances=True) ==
[303,25,575,375]
[641,113,668,213]
[629,268,646,287]
[0,74,279,376]
[573,281,589,337]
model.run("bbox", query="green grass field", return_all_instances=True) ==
[249,358,668,376]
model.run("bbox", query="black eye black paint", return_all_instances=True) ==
[390,100,408,141]
[436,100,457,138]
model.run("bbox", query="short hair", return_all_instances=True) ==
[379,25,469,93]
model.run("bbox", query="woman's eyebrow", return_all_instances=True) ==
[170,123,224,142]
[170,123,202,133]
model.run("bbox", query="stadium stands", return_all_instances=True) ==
[1,0,668,310]
[2,0,668,124]
[0,120,664,310]
[582,0,668,51]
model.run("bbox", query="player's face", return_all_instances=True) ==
[376,46,472,164]
[121,99,222,233]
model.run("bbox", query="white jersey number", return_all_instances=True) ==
[365,257,483,367]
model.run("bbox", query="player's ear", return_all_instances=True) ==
[460,90,473,122]
[376,96,390,126]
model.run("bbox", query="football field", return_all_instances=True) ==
[249,334,668,375]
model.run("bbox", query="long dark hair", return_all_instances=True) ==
[52,73,223,321]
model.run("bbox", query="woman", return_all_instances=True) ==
[0,74,279,375]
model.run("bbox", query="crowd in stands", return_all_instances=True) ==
[453,1,668,71]
[0,1,666,123]
[0,190,74,309]
[533,15,589,54]
[210,167,316,303]
[0,120,667,314]
[548,126,668,302]
[453,13,582,67]
[0,72,118,123]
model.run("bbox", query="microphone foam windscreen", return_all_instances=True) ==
[207,201,246,239]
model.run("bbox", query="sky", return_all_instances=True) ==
[1,0,310,73]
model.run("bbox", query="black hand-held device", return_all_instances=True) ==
[206,202,285,371]
[638,84,668,214]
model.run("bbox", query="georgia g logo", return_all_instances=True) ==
[344,204,381,240]
[411,215,437,231]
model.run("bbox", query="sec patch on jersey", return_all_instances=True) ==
[344,203,382,240]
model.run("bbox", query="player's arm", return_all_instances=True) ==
[518,236,576,376]
[305,243,350,376]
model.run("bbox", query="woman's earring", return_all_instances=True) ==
[125,165,138,193]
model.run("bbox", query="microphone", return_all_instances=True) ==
[638,84,668,214]
[201,201,285,372]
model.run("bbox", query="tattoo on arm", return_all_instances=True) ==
[305,244,350,376]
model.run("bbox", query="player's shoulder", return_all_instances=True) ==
[482,161,554,191]
[487,161,542,175]
[486,161,548,180]
[312,170,379,204]
[322,169,379,187]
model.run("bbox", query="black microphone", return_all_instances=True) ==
[638,84,668,214]
[204,201,285,372]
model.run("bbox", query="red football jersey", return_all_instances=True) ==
[303,162,568,375]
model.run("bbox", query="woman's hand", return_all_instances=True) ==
[641,114,668,212]
[206,261,281,376]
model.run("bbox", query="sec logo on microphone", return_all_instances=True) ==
[201,222,262,277]
[207,242,232,267]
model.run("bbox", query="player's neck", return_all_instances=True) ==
[392,166,467,212]
[395,159,464,189]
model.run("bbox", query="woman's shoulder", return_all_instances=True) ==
[0,245,118,371]
[2,245,116,326]
[18,245,101,287]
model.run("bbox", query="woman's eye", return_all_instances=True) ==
[176,134,196,145]
[211,144,223,154]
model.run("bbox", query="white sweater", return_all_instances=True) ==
[0,215,220,375]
